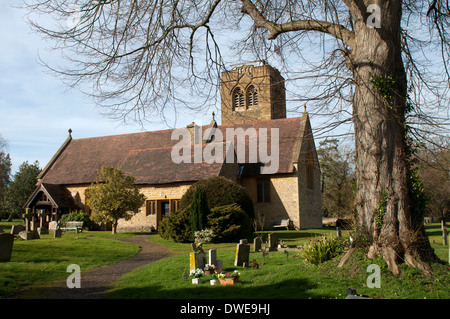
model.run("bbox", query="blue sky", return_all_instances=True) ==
[0,0,209,174]
[0,1,357,175]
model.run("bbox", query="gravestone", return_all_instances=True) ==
[189,252,206,272]
[216,259,223,272]
[189,243,206,272]
[0,227,4,233]
[10,224,25,235]
[54,228,62,238]
[234,239,250,267]
[209,249,217,266]
[268,233,278,251]
[0,233,14,262]
[253,237,262,252]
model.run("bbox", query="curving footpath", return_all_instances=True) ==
[13,235,172,299]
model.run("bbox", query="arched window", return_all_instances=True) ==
[233,88,245,110]
[247,85,258,107]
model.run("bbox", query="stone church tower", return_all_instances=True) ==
[220,61,286,125]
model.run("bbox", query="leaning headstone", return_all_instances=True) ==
[10,224,25,235]
[268,233,278,251]
[209,249,217,266]
[18,230,39,241]
[54,228,62,238]
[234,239,250,267]
[0,233,14,262]
[253,237,262,252]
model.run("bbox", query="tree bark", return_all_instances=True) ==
[348,1,437,274]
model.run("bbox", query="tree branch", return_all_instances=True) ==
[239,0,355,47]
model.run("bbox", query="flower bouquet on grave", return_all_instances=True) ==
[190,268,204,284]
[204,264,216,276]
[218,270,240,285]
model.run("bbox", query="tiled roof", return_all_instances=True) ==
[39,117,305,185]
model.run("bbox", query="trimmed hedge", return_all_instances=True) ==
[208,204,252,243]
[159,177,255,243]
[180,176,254,219]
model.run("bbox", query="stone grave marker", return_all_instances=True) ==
[54,228,62,238]
[209,249,217,266]
[216,259,223,272]
[0,227,4,234]
[268,233,278,251]
[10,224,25,235]
[234,239,250,267]
[189,243,206,272]
[253,237,262,252]
[0,233,14,262]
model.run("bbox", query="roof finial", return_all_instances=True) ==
[68,128,72,138]
[304,104,307,113]
[212,111,215,121]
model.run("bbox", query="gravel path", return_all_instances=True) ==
[13,235,172,299]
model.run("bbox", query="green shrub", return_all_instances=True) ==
[300,236,348,265]
[158,207,193,243]
[180,176,254,219]
[60,210,91,229]
[189,186,210,233]
[207,204,253,243]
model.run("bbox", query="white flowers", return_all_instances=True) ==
[190,268,204,278]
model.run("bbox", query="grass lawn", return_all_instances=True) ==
[107,224,450,299]
[0,220,141,298]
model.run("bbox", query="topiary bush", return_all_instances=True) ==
[158,206,193,243]
[189,186,210,233]
[180,176,254,219]
[207,204,253,243]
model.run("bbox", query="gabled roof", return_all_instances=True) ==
[24,182,77,209]
[39,117,307,186]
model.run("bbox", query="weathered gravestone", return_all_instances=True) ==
[54,228,62,238]
[234,239,250,267]
[0,233,14,262]
[0,227,4,233]
[189,243,206,272]
[268,233,278,251]
[253,237,262,252]
[10,224,25,235]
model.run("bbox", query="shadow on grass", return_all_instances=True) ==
[105,278,327,299]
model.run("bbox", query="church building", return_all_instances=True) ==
[24,61,322,231]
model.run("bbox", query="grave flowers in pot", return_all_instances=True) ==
[204,264,216,276]
[190,268,204,284]
[218,270,240,285]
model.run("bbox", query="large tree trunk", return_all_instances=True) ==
[349,1,437,274]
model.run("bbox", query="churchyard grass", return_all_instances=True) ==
[0,221,140,298]
[107,224,449,299]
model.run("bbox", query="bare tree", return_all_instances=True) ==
[22,0,450,273]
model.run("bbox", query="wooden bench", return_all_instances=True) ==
[273,218,291,230]
[61,221,84,233]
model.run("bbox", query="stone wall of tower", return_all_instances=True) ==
[220,62,286,125]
